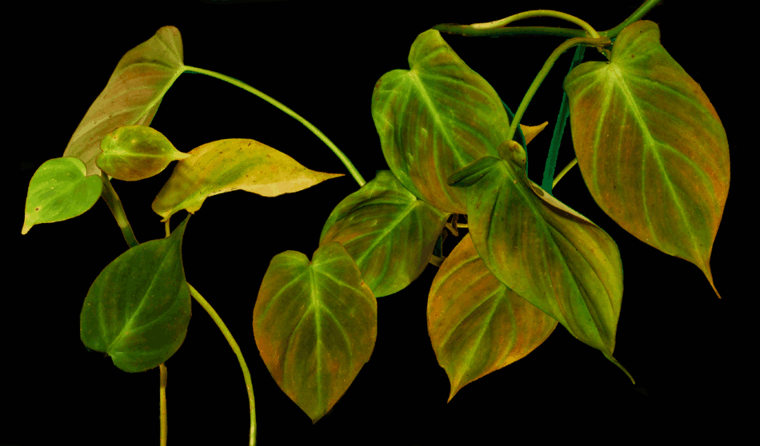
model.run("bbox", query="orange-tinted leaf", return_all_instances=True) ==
[428,233,557,402]
[63,26,185,177]
[253,242,377,423]
[564,20,729,298]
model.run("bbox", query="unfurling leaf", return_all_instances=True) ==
[80,216,192,373]
[564,20,729,298]
[520,121,549,146]
[451,149,633,383]
[63,26,185,178]
[253,242,377,423]
[152,139,345,222]
[371,29,510,214]
[428,233,557,402]
[97,125,191,181]
[320,170,449,297]
[22,157,102,235]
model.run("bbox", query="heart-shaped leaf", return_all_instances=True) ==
[319,170,449,297]
[253,242,377,423]
[371,29,510,214]
[80,216,192,373]
[450,143,632,382]
[63,26,185,177]
[97,125,191,181]
[428,232,557,402]
[22,157,102,235]
[563,20,729,298]
[152,139,345,222]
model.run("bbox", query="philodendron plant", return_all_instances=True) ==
[21,1,729,444]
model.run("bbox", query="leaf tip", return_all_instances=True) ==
[21,221,32,235]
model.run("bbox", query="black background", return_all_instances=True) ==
[10,0,751,444]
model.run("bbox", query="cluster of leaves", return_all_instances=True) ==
[22,17,728,428]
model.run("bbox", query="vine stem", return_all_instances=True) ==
[470,9,599,38]
[553,157,578,188]
[505,36,610,144]
[160,363,168,446]
[182,64,365,188]
[99,174,257,446]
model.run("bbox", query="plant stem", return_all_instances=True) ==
[182,65,366,188]
[187,282,257,446]
[540,44,586,195]
[552,158,578,188]
[99,173,139,247]
[505,36,610,144]
[433,0,662,39]
[98,176,257,446]
[469,10,599,38]
[160,363,168,446]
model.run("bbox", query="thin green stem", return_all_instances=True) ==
[470,10,599,38]
[505,36,610,143]
[160,363,168,446]
[601,0,662,38]
[541,44,586,195]
[182,65,365,188]
[98,176,257,446]
[552,157,578,188]
[188,283,257,446]
[99,173,139,248]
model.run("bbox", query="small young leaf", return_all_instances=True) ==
[97,125,191,181]
[253,242,377,424]
[22,157,102,235]
[63,26,185,177]
[428,233,557,402]
[520,121,549,146]
[152,138,345,222]
[447,155,501,188]
[319,170,449,297]
[564,20,729,298]
[80,216,192,373]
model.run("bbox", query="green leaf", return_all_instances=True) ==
[460,152,633,382]
[428,233,557,402]
[22,157,102,235]
[152,138,345,222]
[253,242,377,423]
[371,29,510,214]
[319,170,449,297]
[63,26,185,177]
[97,125,191,181]
[80,216,192,373]
[563,20,729,298]
[447,155,501,188]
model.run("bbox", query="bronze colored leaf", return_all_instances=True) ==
[428,232,557,402]
[564,20,729,298]
[152,139,344,222]
[320,170,449,297]
[253,242,377,423]
[450,142,632,382]
[63,26,185,177]
[97,125,191,181]
[371,29,510,214]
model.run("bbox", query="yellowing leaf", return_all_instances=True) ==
[152,139,344,222]
[97,125,191,181]
[520,121,548,146]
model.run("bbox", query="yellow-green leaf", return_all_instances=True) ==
[22,157,102,235]
[564,20,729,298]
[253,242,377,423]
[97,125,191,181]
[152,139,345,222]
[63,26,185,177]
[520,121,549,146]
[428,233,557,402]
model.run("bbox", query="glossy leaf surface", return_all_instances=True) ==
[428,233,557,402]
[63,26,185,177]
[319,170,449,297]
[22,157,102,234]
[564,20,729,298]
[371,29,510,214]
[152,139,344,222]
[450,142,631,381]
[80,216,191,373]
[253,242,377,423]
[97,125,191,181]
